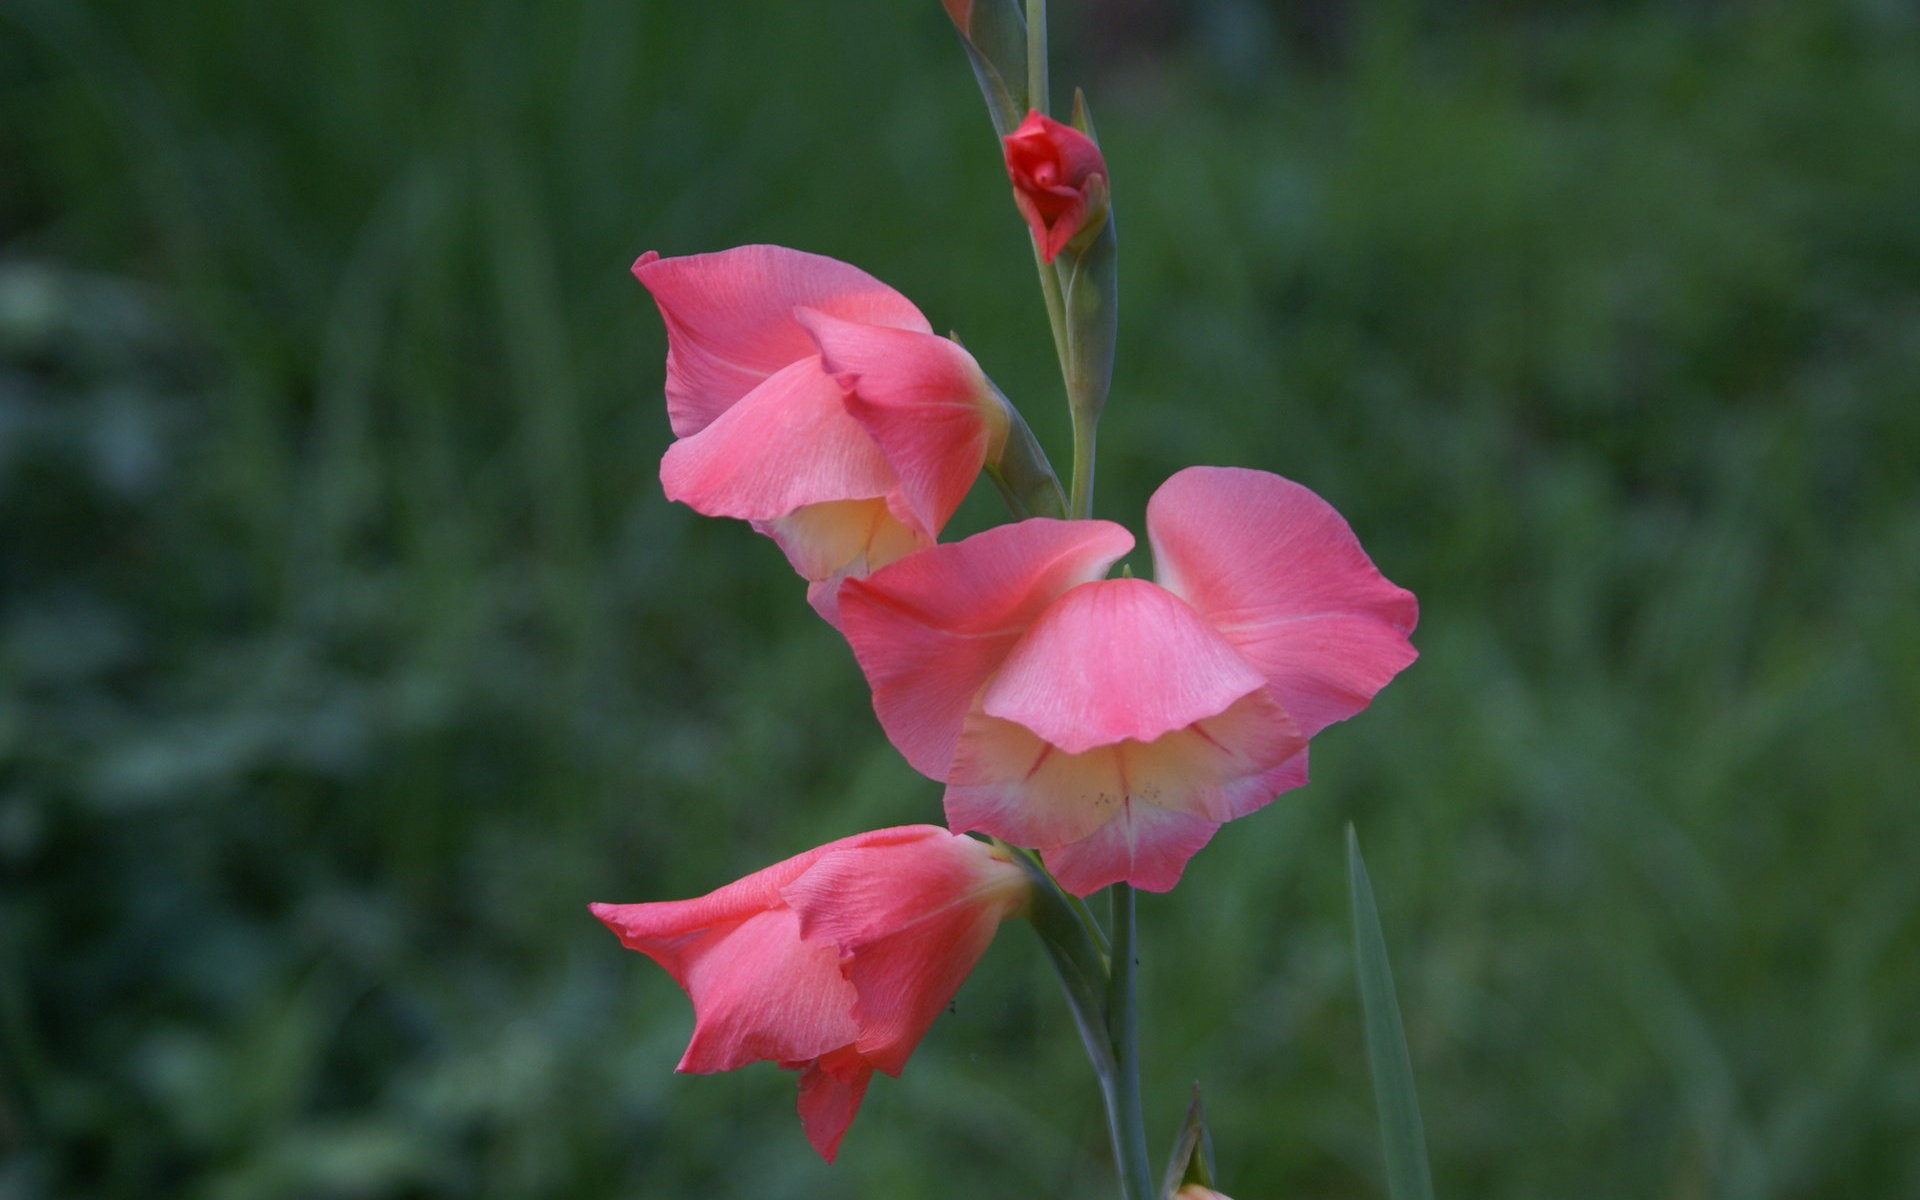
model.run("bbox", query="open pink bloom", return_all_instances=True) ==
[591,826,1029,1162]
[635,245,1010,621]
[1002,111,1109,263]
[839,467,1417,895]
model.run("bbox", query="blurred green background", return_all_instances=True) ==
[4,0,1918,1196]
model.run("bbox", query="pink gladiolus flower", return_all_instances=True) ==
[839,467,1417,895]
[1002,110,1109,263]
[591,826,1030,1162]
[634,245,1010,621]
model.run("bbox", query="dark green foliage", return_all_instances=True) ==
[3,1,1917,1196]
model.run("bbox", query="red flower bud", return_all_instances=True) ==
[1001,111,1109,263]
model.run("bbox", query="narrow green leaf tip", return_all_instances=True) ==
[1347,823,1436,1200]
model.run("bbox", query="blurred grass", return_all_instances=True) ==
[3,0,1918,1196]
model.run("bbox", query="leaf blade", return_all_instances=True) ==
[1347,824,1436,1200]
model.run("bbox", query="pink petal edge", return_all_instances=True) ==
[978,577,1268,754]
[838,519,1135,779]
[634,246,930,438]
[1147,466,1418,739]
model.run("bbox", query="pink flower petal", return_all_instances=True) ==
[659,357,894,523]
[791,507,927,626]
[594,826,1028,1163]
[590,843,829,973]
[979,577,1268,754]
[671,908,858,1073]
[1148,466,1418,738]
[799,308,1004,540]
[591,844,856,1072]
[753,497,925,596]
[945,713,1141,850]
[838,519,1135,779]
[782,827,1026,1076]
[633,246,930,438]
[795,1046,875,1163]
[946,689,1304,893]
[1043,801,1221,895]
[1114,687,1306,823]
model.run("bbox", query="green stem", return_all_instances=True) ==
[1034,248,1071,386]
[1013,10,1145,1195]
[1068,405,1098,520]
[1104,882,1153,1200]
[1026,0,1048,117]
[1021,0,1074,476]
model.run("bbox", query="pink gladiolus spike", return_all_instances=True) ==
[591,827,1029,1162]
[838,518,1135,779]
[1148,466,1418,738]
[798,308,1007,540]
[633,246,929,438]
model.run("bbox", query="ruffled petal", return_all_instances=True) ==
[634,246,931,438]
[1043,802,1221,895]
[979,578,1267,754]
[795,1046,875,1163]
[839,519,1134,779]
[799,308,1004,539]
[782,828,1025,1076]
[1148,467,1418,738]
[659,358,894,522]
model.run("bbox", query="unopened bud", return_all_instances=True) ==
[1002,110,1110,264]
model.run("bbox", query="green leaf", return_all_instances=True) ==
[1347,824,1435,1200]
[1160,1082,1216,1196]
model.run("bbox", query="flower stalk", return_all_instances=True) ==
[1006,9,1147,1196]
[1105,882,1154,1200]
[1026,0,1048,118]
[1016,851,1154,1200]
[607,1,1424,1188]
